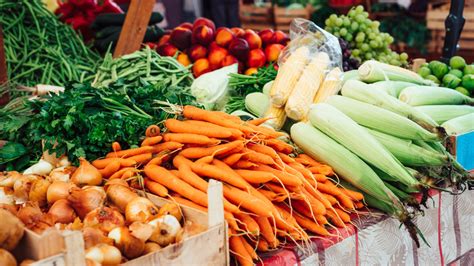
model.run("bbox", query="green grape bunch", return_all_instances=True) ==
[324,5,409,67]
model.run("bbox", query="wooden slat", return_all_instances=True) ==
[113,0,155,58]
[241,23,274,31]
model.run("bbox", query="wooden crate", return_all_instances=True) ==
[240,3,274,31]
[13,181,228,266]
[446,131,474,171]
[273,5,312,32]
[427,4,474,52]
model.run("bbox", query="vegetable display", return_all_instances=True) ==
[0,0,100,87]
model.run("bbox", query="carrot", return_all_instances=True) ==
[258,189,285,202]
[291,200,326,224]
[171,196,239,230]
[301,192,327,215]
[334,208,351,223]
[184,120,244,139]
[240,236,258,260]
[277,152,295,164]
[229,232,254,266]
[165,119,233,138]
[247,143,279,160]
[214,110,243,123]
[151,142,183,154]
[120,169,136,180]
[222,185,273,217]
[292,211,329,236]
[326,209,345,228]
[92,158,136,168]
[234,213,260,236]
[320,182,355,209]
[308,165,334,176]
[145,125,160,137]
[234,169,276,184]
[146,153,170,166]
[256,238,269,252]
[255,217,277,247]
[355,201,364,209]
[233,160,258,169]
[173,156,208,192]
[266,139,294,154]
[254,164,303,187]
[180,140,244,159]
[313,174,328,182]
[302,186,331,209]
[191,162,248,190]
[183,105,254,134]
[247,117,272,126]
[109,167,136,180]
[241,149,275,165]
[163,133,220,146]
[127,153,152,165]
[222,153,245,166]
[297,154,322,166]
[335,193,355,210]
[106,146,154,158]
[289,162,315,182]
[112,142,121,152]
[340,187,364,201]
[322,193,338,205]
[144,165,210,208]
[246,123,286,138]
[144,179,168,197]
[265,183,291,195]
[141,136,163,147]
[98,160,121,178]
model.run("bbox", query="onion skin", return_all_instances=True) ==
[13,175,39,204]
[0,209,25,251]
[83,227,114,249]
[83,206,125,233]
[48,199,76,224]
[17,203,43,229]
[85,244,122,266]
[49,166,76,182]
[106,184,139,212]
[0,249,16,266]
[108,227,145,259]
[28,179,51,208]
[148,215,182,247]
[143,242,161,255]
[68,187,106,219]
[157,203,182,222]
[47,181,75,204]
[125,197,160,223]
[71,158,102,187]
[129,222,154,242]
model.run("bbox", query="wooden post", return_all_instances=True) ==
[113,0,155,58]
[0,25,9,105]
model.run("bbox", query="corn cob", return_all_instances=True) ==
[441,113,474,135]
[313,67,342,104]
[371,81,417,97]
[245,92,269,117]
[358,60,434,85]
[415,105,474,124]
[399,86,474,106]
[263,104,287,130]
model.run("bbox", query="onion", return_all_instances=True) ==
[83,206,125,233]
[125,197,159,223]
[148,215,182,247]
[108,227,145,259]
[48,199,76,224]
[0,204,18,215]
[157,203,183,222]
[23,159,53,176]
[0,187,15,205]
[68,186,106,219]
[20,259,35,266]
[0,171,22,187]
[71,158,102,187]
[49,166,76,182]
[143,242,161,255]
[56,156,71,168]
[0,209,25,251]
[0,249,16,266]
[47,181,75,204]
[129,222,154,242]
[85,258,101,266]
[175,220,207,243]
[83,227,114,249]
[28,179,51,208]
[17,202,43,228]
[13,175,39,204]
[85,244,122,266]
[106,184,139,212]
[64,217,84,231]
[103,179,129,192]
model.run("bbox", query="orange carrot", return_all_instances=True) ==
[289,162,315,182]
[320,182,355,209]
[256,239,269,252]
[254,164,303,187]
[355,201,364,209]
[308,165,334,176]
[313,174,328,182]
[234,169,276,184]
[144,179,168,197]
[335,193,355,210]
[222,185,273,217]
[229,232,254,266]
[146,153,170,166]
[266,139,294,154]
[180,140,244,159]
[173,156,208,192]
[292,211,329,236]
[233,160,258,169]
[184,120,244,139]
[322,193,338,205]
[326,209,345,228]
[222,153,245,166]
[302,186,331,209]
[334,208,351,223]
[297,154,322,166]
[163,133,220,146]
[340,187,364,201]
[165,119,233,138]
[300,192,326,215]
[234,213,260,236]
[191,162,249,190]
[255,217,277,247]
[92,158,136,168]
[292,200,326,224]
[247,143,279,160]
[120,169,136,180]
[151,141,184,154]
[127,153,152,165]
[240,236,258,260]
[141,136,163,147]
[183,105,254,134]
[109,167,137,180]
[112,142,121,152]
[247,117,272,126]
[241,149,275,165]
[277,152,295,164]
[98,160,121,178]
[258,189,286,202]
[145,125,160,137]
[264,183,293,195]
[106,146,154,158]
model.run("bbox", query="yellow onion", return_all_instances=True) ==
[85,244,122,266]
[17,202,43,228]
[103,179,129,192]
[0,209,25,251]
[143,242,161,255]
[148,215,182,247]
[48,199,76,224]
[106,184,139,213]
[85,258,101,266]
[83,206,125,233]
[129,222,154,242]
[23,159,53,176]
[68,186,106,219]
[108,227,145,259]
[49,166,76,182]
[157,203,183,222]
[0,171,22,188]
[83,227,114,249]
[56,156,71,168]
[0,249,16,266]
[19,259,35,266]
[70,158,102,187]
[0,187,15,205]
[28,179,51,208]
[175,220,207,243]
[13,175,39,204]
[46,181,75,204]
[125,197,159,223]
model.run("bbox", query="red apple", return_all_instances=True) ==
[157,34,170,47]
[259,29,274,46]
[221,55,239,67]
[215,27,235,48]
[193,17,216,32]
[157,43,178,56]
[208,46,228,68]
[179,22,193,31]
[243,29,262,50]
[228,38,249,61]
[272,30,289,45]
[193,58,211,77]
[246,49,266,68]
[188,44,208,62]
[265,44,284,62]
[192,25,214,46]
[170,27,192,50]
[231,27,245,38]
[208,41,220,52]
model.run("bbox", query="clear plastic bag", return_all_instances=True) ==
[278,18,343,70]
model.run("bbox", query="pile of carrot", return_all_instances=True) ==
[92,105,365,265]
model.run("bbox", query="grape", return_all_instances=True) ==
[369,40,378,48]
[352,49,360,56]
[335,18,343,27]
[340,28,348,36]
[365,53,373,60]
[348,10,356,17]
[355,34,365,43]
[400,52,408,61]
[351,22,359,31]
[355,5,364,12]
[345,33,353,42]
[355,14,365,23]
[362,12,369,18]
[372,21,380,29]
[361,43,370,51]
[325,18,331,26]
[343,17,351,27]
